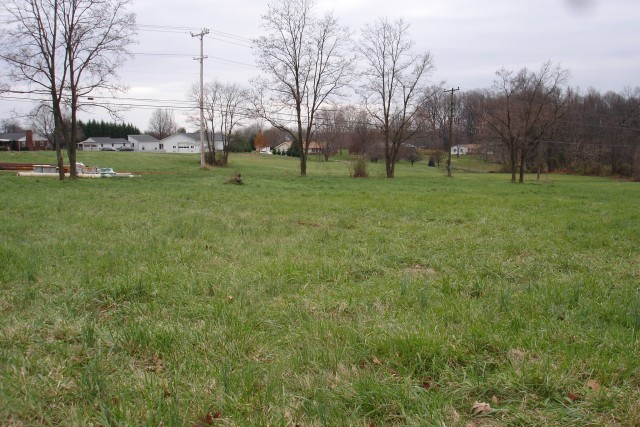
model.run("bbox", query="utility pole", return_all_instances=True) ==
[444,87,459,177]
[192,28,209,168]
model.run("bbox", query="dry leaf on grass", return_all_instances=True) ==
[404,264,437,276]
[585,379,601,391]
[445,406,461,424]
[192,410,221,426]
[471,401,492,416]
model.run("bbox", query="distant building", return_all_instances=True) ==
[128,134,163,152]
[451,145,469,155]
[273,141,292,153]
[77,137,130,151]
[271,140,326,154]
[161,132,223,153]
[308,141,327,154]
[0,130,50,151]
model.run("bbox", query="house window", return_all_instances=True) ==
[159,144,163,149]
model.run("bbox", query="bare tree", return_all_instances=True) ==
[1,118,24,133]
[419,84,452,152]
[314,108,345,161]
[264,127,289,148]
[147,108,178,140]
[2,0,69,178]
[1,0,136,179]
[252,0,353,176]
[357,18,434,178]
[29,105,55,142]
[399,144,422,165]
[348,107,375,155]
[188,81,221,164]
[483,62,569,183]
[188,81,248,166]
[216,82,248,166]
[61,0,136,177]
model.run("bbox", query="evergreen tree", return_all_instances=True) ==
[79,119,140,138]
[287,140,301,157]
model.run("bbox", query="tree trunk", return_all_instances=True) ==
[633,145,640,182]
[54,124,65,181]
[296,102,306,177]
[386,159,394,178]
[300,151,307,176]
[384,141,395,178]
[67,96,78,179]
[537,141,542,181]
[518,147,527,183]
[52,101,66,181]
[510,146,517,182]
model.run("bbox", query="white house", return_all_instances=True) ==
[77,137,130,151]
[161,132,224,153]
[272,141,291,154]
[451,145,469,155]
[128,134,163,152]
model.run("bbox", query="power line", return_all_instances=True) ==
[205,56,256,69]
[131,52,196,57]
[205,35,252,49]
[136,23,253,48]
[208,29,252,43]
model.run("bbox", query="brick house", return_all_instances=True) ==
[0,130,50,151]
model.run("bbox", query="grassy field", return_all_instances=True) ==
[1,151,639,426]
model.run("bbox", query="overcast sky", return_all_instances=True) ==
[1,0,639,132]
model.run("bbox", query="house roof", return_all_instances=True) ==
[274,141,292,150]
[160,133,199,143]
[0,132,25,141]
[0,132,48,142]
[128,134,158,142]
[160,131,223,143]
[81,137,129,144]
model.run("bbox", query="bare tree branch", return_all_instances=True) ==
[357,18,434,178]
[251,0,353,176]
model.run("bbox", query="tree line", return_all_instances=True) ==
[79,119,140,139]
[2,0,638,181]
[248,0,639,181]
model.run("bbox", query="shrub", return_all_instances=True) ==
[287,142,301,158]
[350,155,369,178]
[224,172,243,185]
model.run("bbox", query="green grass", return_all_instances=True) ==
[1,151,639,426]
[449,154,502,172]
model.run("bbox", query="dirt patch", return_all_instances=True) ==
[404,264,437,276]
[297,220,321,228]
